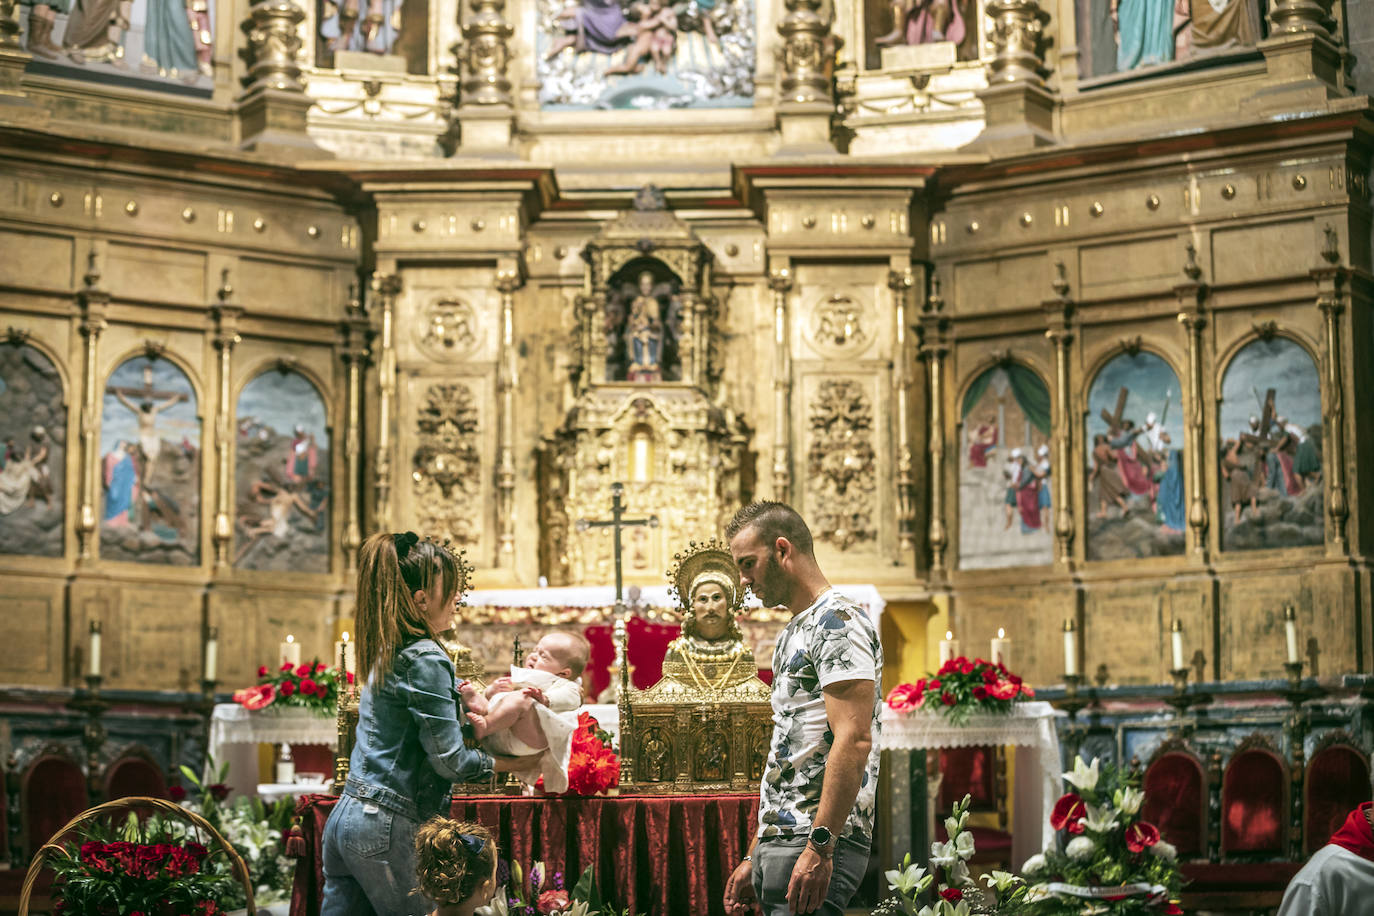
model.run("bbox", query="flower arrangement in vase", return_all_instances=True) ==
[886,657,1035,725]
[232,660,352,715]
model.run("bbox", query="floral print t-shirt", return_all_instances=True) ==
[757,588,883,844]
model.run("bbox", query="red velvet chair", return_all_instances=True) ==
[1304,739,1372,855]
[21,752,88,862]
[1220,742,1287,857]
[935,746,1012,866]
[1141,746,1207,858]
[104,752,167,801]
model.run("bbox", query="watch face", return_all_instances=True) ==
[810,826,833,846]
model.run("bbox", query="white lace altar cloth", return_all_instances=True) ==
[880,701,1063,870]
[208,704,336,802]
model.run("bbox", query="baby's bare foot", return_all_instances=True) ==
[465,711,490,738]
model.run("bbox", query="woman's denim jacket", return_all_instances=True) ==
[342,638,493,821]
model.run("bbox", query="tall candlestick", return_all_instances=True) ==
[938,630,959,665]
[88,619,102,678]
[336,631,355,679]
[1283,606,1299,664]
[990,627,1011,670]
[281,634,301,667]
[1063,619,1077,676]
[204,626,218,683]
[1170,619,1185,671]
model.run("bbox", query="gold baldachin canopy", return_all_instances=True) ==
[667,538,743,615]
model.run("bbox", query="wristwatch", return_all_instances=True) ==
[808,826,835,858]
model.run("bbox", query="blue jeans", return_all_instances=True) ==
[751,836,870,916]
[321,793,431,916]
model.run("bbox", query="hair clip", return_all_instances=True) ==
[393,531,419,559]
[459,833,486,857]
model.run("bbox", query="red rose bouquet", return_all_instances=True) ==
[885,656,1035,726]
[232,660,352,716]
[566,711,620,796]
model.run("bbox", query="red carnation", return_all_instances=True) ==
[296,663,312,677]
[972,685,989,700]
[316,663,327,674]
[928,678,942,690]
[938,661,955,675]
[1009,673,1023,685]
[279,681,296,697]
[941,691,956,706]
[537,889,571,914]
[885,683,923,712]
[168,785,187,802]
[258,665,269,677]
[982,667,998,684]
[346,671,355,684]
[281,661,294,671]
[1050,793,1086,832]
[1126,820,1160,853]
[300,678,318,695]
[939,888,963,902]
[208,783,231,801]
[959,661,974,675]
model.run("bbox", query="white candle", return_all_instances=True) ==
[990,628,1011,670]
[1063,619,1077,677]
[336,631,356,678]
[1171,620,1185,671]
[88,620,102,678]
[281,634,301,667]
[1284,607,1299,664]
[938,631,959,665]
[204,626,218,683]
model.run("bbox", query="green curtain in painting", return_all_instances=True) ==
[960,364,1052,435]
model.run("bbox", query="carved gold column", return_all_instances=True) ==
[237,0,326,157]
[889,268,916,555]
[495,264,520,565]
[210,271,243,568]
[372,272,401,532]
[0,0,46,126]
[340,286,370,572]
[774,0,837,152]
[75,250,109,561]
[1042,266,1075,564]
[969,0,1054,152]
[1175,253,1210,559]
[768,264,794,504]
[451,0,516,153]
[1313,250,1350,554]
[918,275,949,575]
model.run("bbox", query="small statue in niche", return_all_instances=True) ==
[642,729,670,781]
[696,728,728,781]
[874,0,965,48]
[625,270,665,382]
[322,0,403,55]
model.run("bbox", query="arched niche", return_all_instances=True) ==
[0,342,67,557]
[1216,335,1323,552]
[1083,350,1185,561]
[99,354,201,566]
[956,361,1053,570]
[605,257,684,383]
[233,369,332,573]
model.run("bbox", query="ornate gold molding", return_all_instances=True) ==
[339,285,370,573]
[889,268,916,555]
[371,272,401,532]
[1313,261,1349,555]
[1043,266,1075,564]
[768,264,793,504]
[918,274,949,575]
[76,249,109,562]
[495,265,521,566]
[210,269,243,569]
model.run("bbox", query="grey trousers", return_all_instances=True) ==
[751,835,871,916]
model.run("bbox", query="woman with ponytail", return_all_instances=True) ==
[414,818,499,916]
[321,531,538,915]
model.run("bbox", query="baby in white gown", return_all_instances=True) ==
[458,632,587,793]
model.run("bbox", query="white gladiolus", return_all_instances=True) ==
[1066,835,1096,860]
[1021,853,1048,875]
[954,830,976,860]
[1083,802,1119,833]
[1151,839,1178,861]
[929,839,958,868]
[1063,756,1101,792]
[947,859,971,886]
[1114,787,1145,815]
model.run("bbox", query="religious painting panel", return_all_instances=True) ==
[604,257,683,383]
[0,344,65,558]
[1217,337,1323,552]
[865,0,978,70]
[956,364,1052,570]
[233,371,332,573]
[535,0,755,109]
[18,0,214,90]
[1075,0,1262,79]
[99,355,200,565]
[1084,352,1185,561]
[316,0,429,73]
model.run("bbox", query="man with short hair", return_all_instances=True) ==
[723,501,881,916]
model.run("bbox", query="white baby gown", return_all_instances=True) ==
[481,665,580,794]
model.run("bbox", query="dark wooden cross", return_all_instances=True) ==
[1100,386,1130,429]
[576,482,659,608]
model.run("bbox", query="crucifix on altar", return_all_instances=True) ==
[575,482,659,613]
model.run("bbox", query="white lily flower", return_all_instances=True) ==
[917,906,937,916]
[1083,802,1119,833]
[948,901,971,916]
[1021,853,1048,875]
[885,861,928,894]
[1066,835,1096,860]
[981,870,1023,891]
[476,894,509,916]
[954,830,976,860]
[1063,756,1101,792]
[1151,839,1178,861]
[1114,787,1145,815]
[929,839,958,868]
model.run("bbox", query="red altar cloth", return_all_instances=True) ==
[291,792,760,916]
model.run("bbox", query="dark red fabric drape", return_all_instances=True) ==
[291,793,760,916]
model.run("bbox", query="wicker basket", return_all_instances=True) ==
[18,795,256,916]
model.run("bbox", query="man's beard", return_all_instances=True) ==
[753,550,788,608]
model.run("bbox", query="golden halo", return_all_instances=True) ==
[667,538,743,615]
